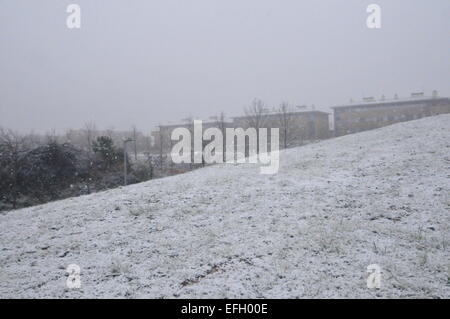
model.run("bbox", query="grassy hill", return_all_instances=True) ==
[1,114,449,298]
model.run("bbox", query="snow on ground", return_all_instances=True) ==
[1,115,449,298]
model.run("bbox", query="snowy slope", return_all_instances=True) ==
[1,115,449,298]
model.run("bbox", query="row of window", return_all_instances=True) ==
[338,112,430,124]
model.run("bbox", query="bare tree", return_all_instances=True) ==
[45,128,59,144]
[144,153,155,180]
[244,98,268,130]
[277,101,295,149]
[244,98,268,153]
[213,112,227,134]
[64,129,76,145]
[105,126,115,139]
[83,122,97,154]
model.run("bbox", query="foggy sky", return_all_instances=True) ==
[1,0,449,133]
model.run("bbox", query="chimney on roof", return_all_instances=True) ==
[394,93,399,100]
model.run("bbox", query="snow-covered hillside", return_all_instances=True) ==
[1,115,449,298]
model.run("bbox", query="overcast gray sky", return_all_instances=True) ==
[1,0,449,133]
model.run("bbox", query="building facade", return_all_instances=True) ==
[332,96,450,136]
[231,110,330,146]
[152,110,331,153]
[151,121,234,153]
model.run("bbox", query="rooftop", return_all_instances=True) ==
[231,110,329,120]
[331,96,449,110]
[158,120,232,129]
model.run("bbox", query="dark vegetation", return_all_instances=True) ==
[0,131,157,212]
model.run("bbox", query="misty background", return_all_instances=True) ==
[0,0,449,133]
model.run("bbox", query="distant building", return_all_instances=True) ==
[332,95,450,136]
[151,120,234,153]
[151,110,331,153]
[231,110,330,143]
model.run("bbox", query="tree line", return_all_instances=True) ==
[0,126,161,212]
[1,100,319,212]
